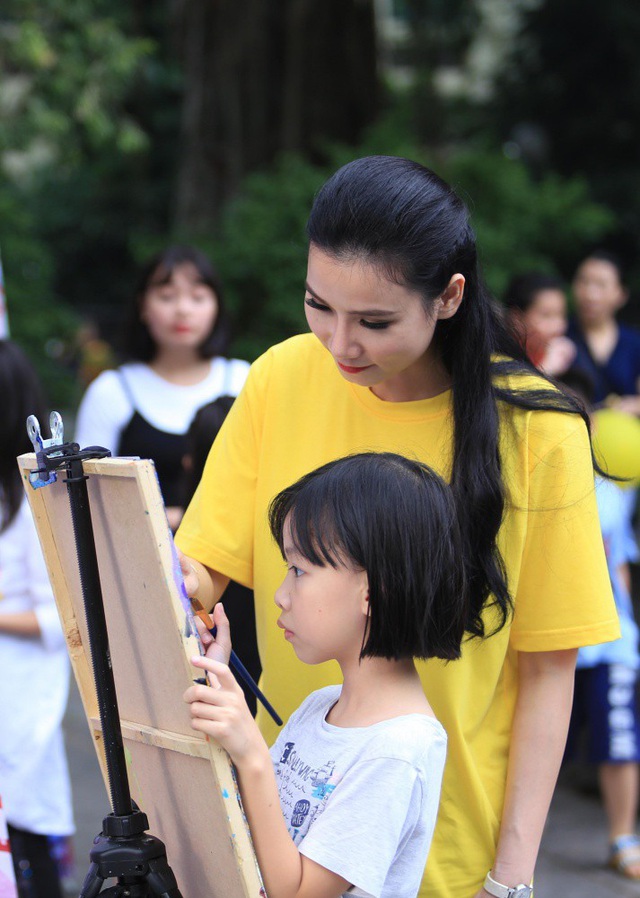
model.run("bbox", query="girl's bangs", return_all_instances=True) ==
[286,498,348,569]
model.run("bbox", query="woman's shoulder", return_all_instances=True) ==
[209,357,250,395]
[245,334,330,391]
[260,333,326,368]
[77,366,124,407]
[223,357,251,375]
[492,360,590,453]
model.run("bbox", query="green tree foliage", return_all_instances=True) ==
[1,3,152,167]
[214,155,327,360]
[493,0,640,291]
[445,150,614,298]
[0,1,176,403]
[0,189,77,403]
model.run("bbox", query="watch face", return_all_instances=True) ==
[512,888,532,898]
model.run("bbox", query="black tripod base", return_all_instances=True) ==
[79,824,183,898]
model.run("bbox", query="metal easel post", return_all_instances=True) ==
[26,414,183,898]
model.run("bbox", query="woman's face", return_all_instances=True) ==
[304,245,462,402]
[140,263,218,355]
[522,289,567,347]
[572,258,627,327]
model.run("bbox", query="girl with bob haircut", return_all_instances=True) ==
[75,245,249,529]
[177,155,619,897]
[185,452,466,898]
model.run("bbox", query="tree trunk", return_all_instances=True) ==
[172,0,379,233]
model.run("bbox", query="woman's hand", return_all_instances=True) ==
[176,550,229,611]
[184,652,266,766]
[166,506,184,532]
[540,335,576,377]
[178,549,200,597]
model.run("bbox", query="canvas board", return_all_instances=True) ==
[18,453,264,898]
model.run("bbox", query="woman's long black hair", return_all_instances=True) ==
[307,156,590,638]
[0,341,47,533]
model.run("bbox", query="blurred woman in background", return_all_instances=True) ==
[75,246,249,529]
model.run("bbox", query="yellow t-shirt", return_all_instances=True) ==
[177,333,619,898]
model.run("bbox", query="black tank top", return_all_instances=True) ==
[116,369,194,506]
[118,410,187,507]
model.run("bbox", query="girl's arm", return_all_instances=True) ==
[184,608,349,898]
[0,609,40,637]
[473,647,577,897]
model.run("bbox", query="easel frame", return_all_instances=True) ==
[18,453,264,898]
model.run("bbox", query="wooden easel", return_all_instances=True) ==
[18,453,264,898]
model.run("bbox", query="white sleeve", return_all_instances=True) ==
[74,370,132,454]
[227,359,251,396]
[19,504,65,651]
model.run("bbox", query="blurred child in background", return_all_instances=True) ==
[503,272,576,376]
[0,341,74,898]
[561,368,640,881]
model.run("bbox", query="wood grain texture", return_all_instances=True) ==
[18,453,264,898]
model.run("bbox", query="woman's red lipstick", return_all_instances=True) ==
[337,361,373,374]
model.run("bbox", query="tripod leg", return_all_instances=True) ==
[146,855,182,897]
[79,861,105,898]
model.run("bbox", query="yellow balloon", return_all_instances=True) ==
[593,408,640,488]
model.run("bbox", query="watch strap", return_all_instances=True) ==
[484,871,533,898]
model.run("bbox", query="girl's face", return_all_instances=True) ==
[304,245,463,402]
[274,519,369,669]
[522,289,567,347]
[140,262,218,354]
[572,259,627,327]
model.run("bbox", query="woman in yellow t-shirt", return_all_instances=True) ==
[176,156,619,898]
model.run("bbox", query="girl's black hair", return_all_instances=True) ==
[307,155,591,639]
[269,452,467,662]
[125,246,232,361]
[503,272,566,313]
[0,341,47,533]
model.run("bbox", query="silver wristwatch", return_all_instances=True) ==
[484,871,533,898]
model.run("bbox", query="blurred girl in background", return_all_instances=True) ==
[75,246,249,529]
